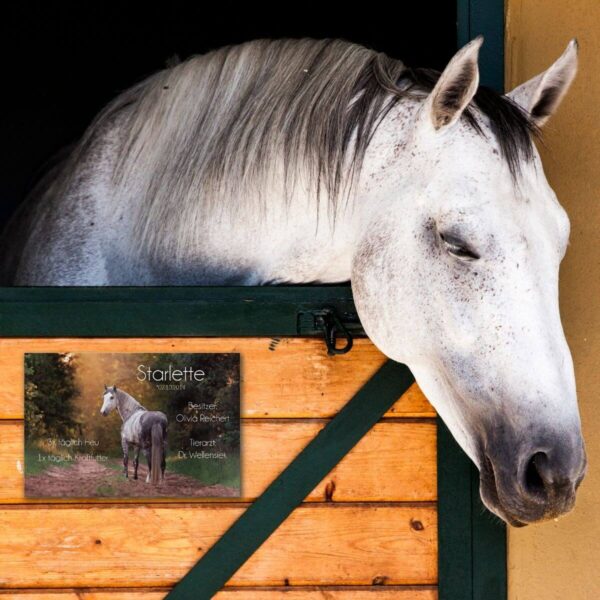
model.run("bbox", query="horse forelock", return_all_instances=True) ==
[62,38,538,259]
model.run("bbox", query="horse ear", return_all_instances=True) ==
[104,385,108,392]
[425,36,482,130]
[113,385,117,391]
[506,39,578,127]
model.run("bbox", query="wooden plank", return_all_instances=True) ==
[167,362,416,599]
[0,505,437,588]
[0,338,434,420]
[0,587,438,599]
[1,421,436,503]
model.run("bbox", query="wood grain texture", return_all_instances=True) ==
[0,338,434,420]
[0,505,437,588]
[0,336,438,596]
[0,587,438,599]
[0,421,436,503]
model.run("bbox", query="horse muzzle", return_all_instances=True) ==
[478,434,587,526]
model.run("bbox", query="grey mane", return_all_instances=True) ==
[115,387,145,421]
[45,38,536,258]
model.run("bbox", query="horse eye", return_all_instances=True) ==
[439,232,480,261]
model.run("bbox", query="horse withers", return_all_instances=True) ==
[100,385,168,485]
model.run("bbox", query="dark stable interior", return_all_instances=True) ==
[1,2,456,230]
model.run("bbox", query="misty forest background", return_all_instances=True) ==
[24,352,240,485]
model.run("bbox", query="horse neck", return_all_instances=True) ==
[244,99,420,284]
[110,96,417,285]
[299,99,418,277]
[116,391,144,422]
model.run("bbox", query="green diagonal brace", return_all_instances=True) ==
[166,360,414,599]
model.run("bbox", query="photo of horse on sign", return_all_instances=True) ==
[24,352,240,499]
[100,385,168,484]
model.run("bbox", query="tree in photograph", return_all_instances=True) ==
[25,353,81,440]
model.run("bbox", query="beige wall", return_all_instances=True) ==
[506,1,600,598]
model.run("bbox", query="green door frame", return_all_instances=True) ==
[0,1,507,597]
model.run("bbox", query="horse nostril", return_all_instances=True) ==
[524,452,549,500]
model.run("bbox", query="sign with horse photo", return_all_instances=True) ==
[24,352,240,499]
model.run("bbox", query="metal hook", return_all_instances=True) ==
[316,308,354,356]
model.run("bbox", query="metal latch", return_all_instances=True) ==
[297,307,355,355]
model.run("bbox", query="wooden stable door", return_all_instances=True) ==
[0,336,438,598]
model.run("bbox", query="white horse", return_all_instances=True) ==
[2,37,585,525]
[100,385,168,484]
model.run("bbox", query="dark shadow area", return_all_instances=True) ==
[0,2,456,227]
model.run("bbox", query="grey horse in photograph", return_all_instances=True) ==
[2,36,586,525]
[100,385,168,484]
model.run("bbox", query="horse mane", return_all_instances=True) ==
[61,38,537,258]
[115,388,145,414]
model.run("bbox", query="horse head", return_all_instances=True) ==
[100,385,118,416]
[352,38,586,525]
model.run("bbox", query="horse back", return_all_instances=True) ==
[0,156,67,285]
[1,106,131,285]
